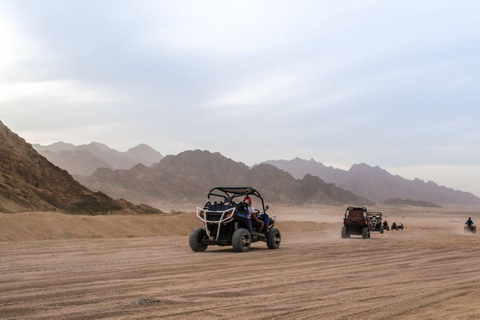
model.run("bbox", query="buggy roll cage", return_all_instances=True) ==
[367,212,382,218]
[196,187,271,241]
[206,187,268,214]
[344,206,368,219]
[367,211,383,230]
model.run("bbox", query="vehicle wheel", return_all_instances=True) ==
[267,228,281,249]
[473,228,477,234]
[380,225,384,234]
[232,228,251,252]
[362,227,369,239]
[189,228,208,252]
[341,226,347,239]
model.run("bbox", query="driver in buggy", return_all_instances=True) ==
[243,196,264,233]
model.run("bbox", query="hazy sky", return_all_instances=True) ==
[1,1,479,196]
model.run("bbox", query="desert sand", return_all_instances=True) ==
[1,204,479,319]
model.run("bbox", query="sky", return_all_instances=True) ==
[1,0,479,196]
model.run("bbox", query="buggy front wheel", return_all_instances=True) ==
[189,228,208,252]
[267,228,281,249]
[232,228,251,252]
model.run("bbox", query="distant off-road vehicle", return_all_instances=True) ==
[391,221,404,231]
[367,212,384,233]
[189,187,281,252]
[341,206,371,239]
[464,225,476,234]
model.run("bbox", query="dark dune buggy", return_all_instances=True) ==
[367,212,385,234]
[189,187,281,252]
[341,206,371,239]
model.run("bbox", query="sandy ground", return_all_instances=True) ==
[1,205,480,319]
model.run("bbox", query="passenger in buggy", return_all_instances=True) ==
[243,196,264,233]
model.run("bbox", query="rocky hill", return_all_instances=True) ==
[0,120,161,214]
[33,142,164,176]
[263,158,480,206]
[77,150,372,206]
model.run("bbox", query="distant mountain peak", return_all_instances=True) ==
[350,162,372,170]
[88,141,112,151]
[129,143,152,150]
[34,141,164,175]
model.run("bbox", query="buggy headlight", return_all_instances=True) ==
[225,212,233,219]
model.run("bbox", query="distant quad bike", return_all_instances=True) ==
[391,222,404,231]
[383,221,390,231]
[189,187,281,252]
[464,225,476,234]
[341,206,371,239]
[367,212,385,234]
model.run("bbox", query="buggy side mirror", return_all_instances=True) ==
[266,205,269,210]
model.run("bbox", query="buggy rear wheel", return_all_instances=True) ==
[232,228,251,252]
[189,228,208,252]
[341,226,347,239]
[380,225,384,234]
[362,227,369,239]
[267,228,281,249]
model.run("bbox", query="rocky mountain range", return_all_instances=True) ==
[33,142,164,176]
[262,158,480,205]
[0,121,161,214]
[76,150,373,206]
[23,139,480,208]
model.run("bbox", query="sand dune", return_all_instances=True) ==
[0,205,479,319]
[0,212,201,241]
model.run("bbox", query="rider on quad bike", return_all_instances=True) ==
[466,217,474,227]
[464,217,476,234]
[383,220,390,231]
